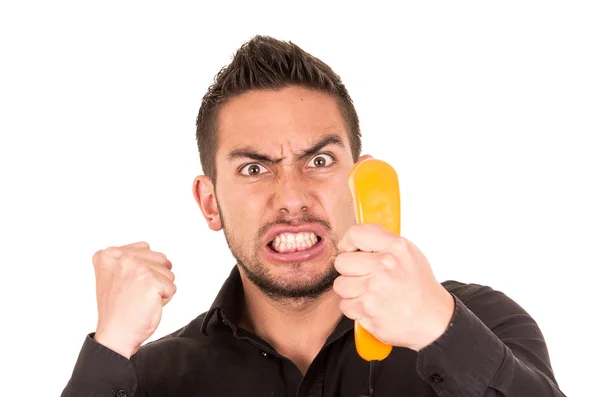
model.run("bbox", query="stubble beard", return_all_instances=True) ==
[217,200,340,303]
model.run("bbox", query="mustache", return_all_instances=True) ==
[256,214,333,240]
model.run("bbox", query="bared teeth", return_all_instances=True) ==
[271,232,319,253]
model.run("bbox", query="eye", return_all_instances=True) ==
[307,153,335,168]
[240,163,268,176]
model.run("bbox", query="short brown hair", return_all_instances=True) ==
[195,35,361,185]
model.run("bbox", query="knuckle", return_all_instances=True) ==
[366,276,380,294]
[362,295,379,317]
[347,225,360,241]
[99,247,126,265]
[92,250,103,266]
[155,252,168,263]
[103,246,124,259]
[166,270,176,282]
[389,237,406,252]
[121,253,140,268]
[381,252,397,269]
[166,281,177,297]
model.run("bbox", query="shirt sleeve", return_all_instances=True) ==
[61,333,139,397]
[415,287,566,396]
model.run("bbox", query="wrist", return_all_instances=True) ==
[412,290,456,351]
[94,329,139,359]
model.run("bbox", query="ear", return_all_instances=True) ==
[357,154,374,162]
[192,175,222,231]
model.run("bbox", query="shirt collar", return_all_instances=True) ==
[201,265,244,335]
[200,265,355,341]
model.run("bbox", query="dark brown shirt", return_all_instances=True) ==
[61,266,565,396]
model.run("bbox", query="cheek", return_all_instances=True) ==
[336,194,356,227]
[220,185,264,228]
[323,181,356,231]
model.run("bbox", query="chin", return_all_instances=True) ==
[240,258,339,301]
[229,219,341,300]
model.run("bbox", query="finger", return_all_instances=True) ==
[338,223,398,253]
[339,297,364,321]
[147,261,175,282]
[355,316,375,338]
[120,241,151,250]
[142,260,175,283]
[94,242,151,263]
[333,275,368,299]
[133,249,173,271]
[151,269,177,305]
[161,284,177,306]
[334,251,379,276]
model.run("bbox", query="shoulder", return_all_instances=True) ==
[441,280,537,328]
[441,280,493,302]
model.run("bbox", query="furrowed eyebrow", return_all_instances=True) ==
[227,134,346,164]
[227,149,279,164]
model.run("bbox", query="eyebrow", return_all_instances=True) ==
[227,134,346,164]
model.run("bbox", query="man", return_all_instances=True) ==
[61,35,565,397]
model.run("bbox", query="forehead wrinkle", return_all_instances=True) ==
[277,140,293,167]
[278,136,314,166]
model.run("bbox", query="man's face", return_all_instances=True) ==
[212,86,359,301]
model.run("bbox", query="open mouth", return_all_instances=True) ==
[267,232,323,253]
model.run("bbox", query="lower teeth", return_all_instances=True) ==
[270,237,321,253]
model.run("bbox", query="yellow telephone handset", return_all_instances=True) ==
[347,158,400,361]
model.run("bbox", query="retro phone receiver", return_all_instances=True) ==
[347,158,400,361]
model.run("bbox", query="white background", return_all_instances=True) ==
[1,1,598,396]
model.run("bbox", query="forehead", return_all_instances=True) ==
[215,86,350,156]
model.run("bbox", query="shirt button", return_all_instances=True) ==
[115,390,127,397]
[261,351,268,357]
[430,373,444,383]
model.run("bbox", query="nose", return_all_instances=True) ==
[273,169,312,217]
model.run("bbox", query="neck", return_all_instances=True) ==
[238,273,343,374]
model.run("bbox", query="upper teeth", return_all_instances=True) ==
[272,232,319,253]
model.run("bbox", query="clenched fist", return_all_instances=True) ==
[333,224,454,352]
[92,241,176,359]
